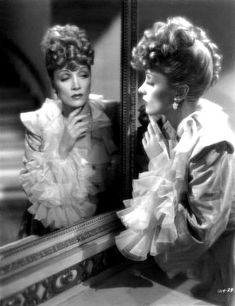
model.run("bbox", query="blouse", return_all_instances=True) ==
[19,94,117,230]
[115,99,235,305]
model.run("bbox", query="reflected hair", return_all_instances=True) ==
[41,24,94,79]
[132,17,222,100]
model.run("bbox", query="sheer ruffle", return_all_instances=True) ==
[116,149,179,261]
[19,97,112,230]
[116,101,224,261]
[20,147,98,229]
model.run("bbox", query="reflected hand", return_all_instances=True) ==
[142,121,164,160]
[59,108,90,159]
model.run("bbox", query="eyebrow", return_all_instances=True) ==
[55,69,70,75]
[57,67,90,74]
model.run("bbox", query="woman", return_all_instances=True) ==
[19,24,118,234]
[116,17,235,305]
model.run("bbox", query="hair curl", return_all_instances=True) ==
[132,17,222,100]
[41,24,94,79]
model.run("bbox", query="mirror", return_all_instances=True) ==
[0,0,137,305]
[0,0,124,247]
[0,2,138,304]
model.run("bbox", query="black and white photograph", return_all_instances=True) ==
[0,0,234,305]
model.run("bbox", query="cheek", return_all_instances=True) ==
[151,87,172,107]
[158,89,172,104]
[84,79,91,93]
[54,82,69,97]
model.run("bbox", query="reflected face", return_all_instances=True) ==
[53,65,91,110]
[138,70,175,116]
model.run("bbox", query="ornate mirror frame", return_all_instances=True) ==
[0,0,138,304]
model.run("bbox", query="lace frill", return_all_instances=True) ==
[20,147,97,229]
[115,149,180,260]
[115,106,210,261]
[19,96,112,230]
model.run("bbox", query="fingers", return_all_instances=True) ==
[69,121,91,139]
[70,114,89,126]
[143,121,163,147]
[73,128,87,139]
[150,121,161,136]
[145,123,161,139]
[68,108,89,125]
[71,118,90,130]
[147,123,155,136]
[69,108,82,119]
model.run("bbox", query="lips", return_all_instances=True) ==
[71,94,83,99]
[142,96,149,104]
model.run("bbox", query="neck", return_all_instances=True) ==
[166,98,199,131]
[62,101,90,118]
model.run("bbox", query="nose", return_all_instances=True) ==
[138,81,147,96]
[71,74,81,90]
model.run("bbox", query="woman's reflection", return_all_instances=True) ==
[18,24,118,236]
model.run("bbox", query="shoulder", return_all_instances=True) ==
[190,141,233,167]
[20,98,61,134]
[190,99,235,158]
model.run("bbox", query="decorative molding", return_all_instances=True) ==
[0,212,117,259]
[0,247,125,306]
[0,220,120,279]
[121,0,138,198]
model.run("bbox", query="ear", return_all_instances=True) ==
[176,84,189,101]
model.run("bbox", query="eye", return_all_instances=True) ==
[146,81,154,86]
[145,75,154,86]
[58,74,70,82]
[146,79,154,86]
[79,71,90,78]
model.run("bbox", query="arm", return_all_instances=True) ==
[155,142,234,274]
[20,123,97,230]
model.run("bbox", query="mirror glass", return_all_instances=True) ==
[0,0,122,246]
[136,0,235,174]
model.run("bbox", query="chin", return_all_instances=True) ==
[145,107,161,116]
[69,100,86,108]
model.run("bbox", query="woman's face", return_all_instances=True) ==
[53,64,91,110]
[138,70,175,117]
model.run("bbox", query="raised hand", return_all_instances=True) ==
[142,120,165,160]
[59,108,90,158]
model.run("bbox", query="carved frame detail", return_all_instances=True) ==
[1,247,125,306]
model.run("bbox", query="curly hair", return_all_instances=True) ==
[132,17,222,101]
[41,24,94,79]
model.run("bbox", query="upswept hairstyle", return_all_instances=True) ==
[41,24,94,79]
[132,17,222,101]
